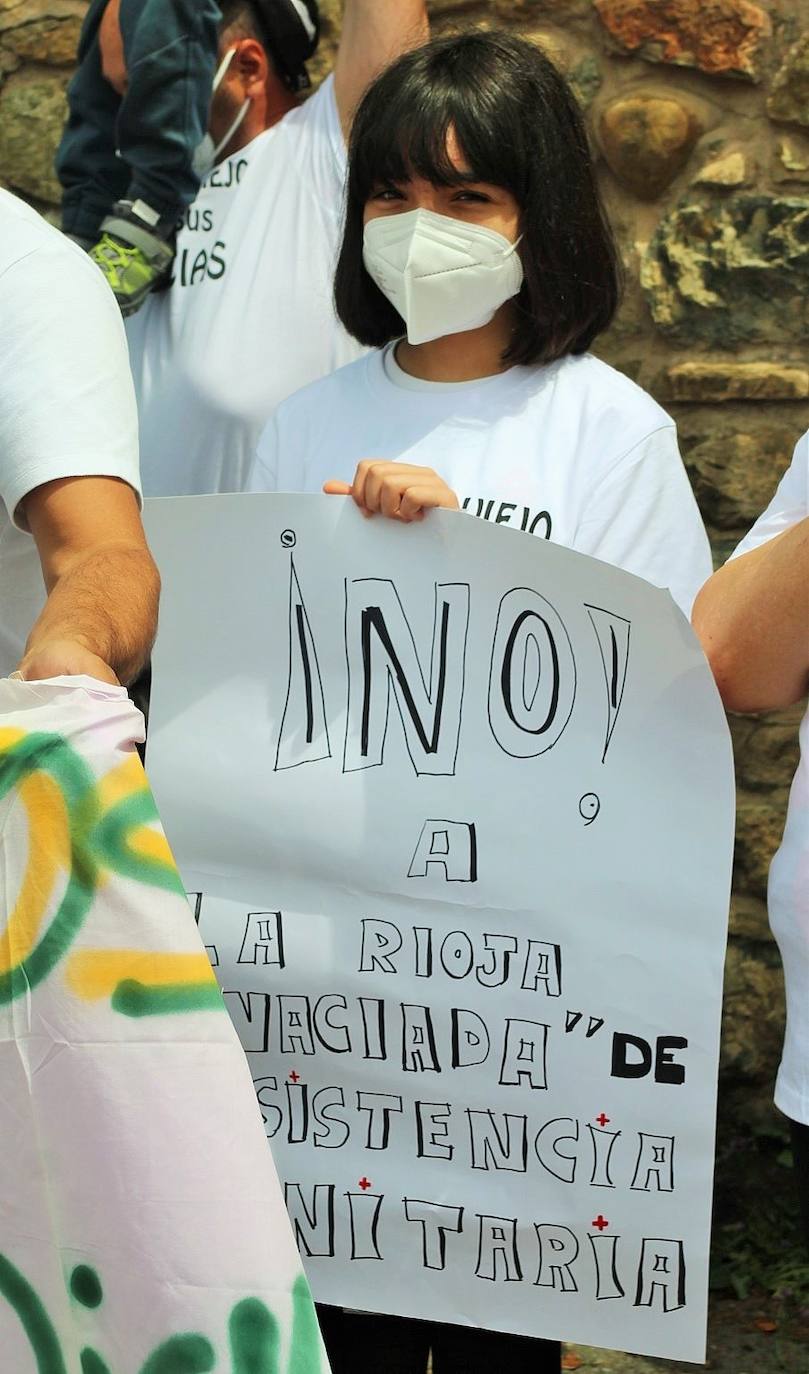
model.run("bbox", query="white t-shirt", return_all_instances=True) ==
[126,76,366,498]
[250,344,712,616]
[732,432,809,1126]
[0,188,140,678]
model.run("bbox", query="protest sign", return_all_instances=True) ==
[0,678,326,1374]
[144,494,734,1363]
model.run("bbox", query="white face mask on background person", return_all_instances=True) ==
[192,47,251,179]
[362,207,524,346]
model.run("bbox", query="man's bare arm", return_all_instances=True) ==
[17,477,159,686]
[692,518,809,713]
[334,0,429,138]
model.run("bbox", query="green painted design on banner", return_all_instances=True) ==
[0,730,205,1012]
[0,1252,67,1374]
[288,1274,323,1374]
[139,1333,216,1374]
[70,1264,103,1309]
[0,1252,322,1374]
[0,732,99,1007]
[230,1296,280,1373]
[91,790,186,897]
[111,979,224,1018]
[80,1349,112,1374]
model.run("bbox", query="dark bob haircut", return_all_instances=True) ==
[334,29,621,366]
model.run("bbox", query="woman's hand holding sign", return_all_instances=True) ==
[324,460,460,522]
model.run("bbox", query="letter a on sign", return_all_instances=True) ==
[408,820,478,882]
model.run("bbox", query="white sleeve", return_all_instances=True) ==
[0,244,141,531]
[287,74,346,205]
[248,412,282,493]
[731,432,809,559]
[573,426,713,618]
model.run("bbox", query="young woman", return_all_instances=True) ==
[249,28,712,1374]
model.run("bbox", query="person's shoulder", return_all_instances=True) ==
[0,189,74,273]
[274,349,377,426]
[239,77,342,203]
[276,75,344,180]
[0,190,116,309]
[732,430,809,559]
[550,354,673,438]
[281,74,338,134]
[254,350,375,489]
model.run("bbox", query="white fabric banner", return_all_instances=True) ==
[144,494,735,1363]
[0,677,327,1374]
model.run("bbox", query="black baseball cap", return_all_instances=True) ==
[256,0,320,90]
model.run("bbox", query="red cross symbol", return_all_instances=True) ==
[595,1113,610,1126]
[288,1070,300,1083]
[358,1177,372,1191]
[592,1215,609,1232]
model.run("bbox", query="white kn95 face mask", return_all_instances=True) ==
[362,207,524,346]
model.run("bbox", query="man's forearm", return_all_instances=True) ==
[341,0,429,55]
[335,0,429,134]
[23,542,160,685]
[692,517,809,713]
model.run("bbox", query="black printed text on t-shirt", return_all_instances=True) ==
[461,496,552,538]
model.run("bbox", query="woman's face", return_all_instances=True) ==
[363,128,520,243]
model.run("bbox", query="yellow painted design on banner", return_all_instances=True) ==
[127,825,175,868]
[95,757,149,889]
[0,727,217,1017]
[0,773,69,975]
[66,950,216,1000]
[96,755,145,812]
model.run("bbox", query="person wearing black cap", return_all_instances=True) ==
[124,0,430,500]
[56,1,331,319]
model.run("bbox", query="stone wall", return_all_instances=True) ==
[1,0,808,1138]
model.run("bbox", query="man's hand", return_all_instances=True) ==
[16,638,120,686]
[19,477,159,687]
[324,460,459,522]
[334,0,429,138]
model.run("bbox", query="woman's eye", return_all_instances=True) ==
[453,190,490,204]
[372,186,405,202]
